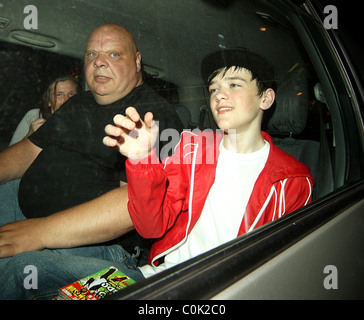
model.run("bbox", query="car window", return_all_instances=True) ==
[1,0,358,196]
[0,0,363,300]
[112,0,362,298]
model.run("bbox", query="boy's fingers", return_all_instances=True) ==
[144,112,154,128]
[105,124,122,137]
[113,114,135,131]
[102,136,117,147]
[125,106,141,123]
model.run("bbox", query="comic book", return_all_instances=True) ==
[54,266,136,300]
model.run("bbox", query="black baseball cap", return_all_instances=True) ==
[201,48,275,91]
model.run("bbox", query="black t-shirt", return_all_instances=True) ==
[18,84,183,218]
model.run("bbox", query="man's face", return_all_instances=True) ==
[208,67,269,133]
[85,25,142,105]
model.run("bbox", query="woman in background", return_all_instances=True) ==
[9,75,80,145]
[1,75,80,225]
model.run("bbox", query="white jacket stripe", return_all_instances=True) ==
[151,141,199,267]
[248,185,276,232]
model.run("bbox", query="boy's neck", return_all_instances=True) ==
[223,129,265,154]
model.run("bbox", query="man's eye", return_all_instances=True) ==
[110,52,119,58]
[87,52,97,59]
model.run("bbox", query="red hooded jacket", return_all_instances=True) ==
[126,130,314,266]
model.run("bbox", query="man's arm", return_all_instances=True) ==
[0,183,134,258]
[0,138,41,184]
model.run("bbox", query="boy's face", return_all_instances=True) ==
[208,67,272,133]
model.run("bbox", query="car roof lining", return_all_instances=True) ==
[0,0,303,86]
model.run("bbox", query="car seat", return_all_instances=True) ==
[267,71,334,200]
[174,104,192,129]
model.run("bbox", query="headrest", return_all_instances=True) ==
[201,48,275,91]
[267,70,308,135]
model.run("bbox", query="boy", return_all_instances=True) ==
[104,49,314,277]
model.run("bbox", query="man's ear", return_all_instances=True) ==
[260,88,275,111]
[135,51,142,73]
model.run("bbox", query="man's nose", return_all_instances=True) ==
[93,54,108,68]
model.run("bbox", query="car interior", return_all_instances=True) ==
[0,0,362,299]
[0,0,339,197]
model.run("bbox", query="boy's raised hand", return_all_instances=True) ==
[103,106,159,160]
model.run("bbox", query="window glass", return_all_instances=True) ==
[0,42,83,150]
[1,0,356,206]
[0,0,348,200]
[152,0,339,199]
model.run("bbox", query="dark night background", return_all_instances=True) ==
[316,0,362,48]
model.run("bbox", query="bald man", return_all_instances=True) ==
[0,24,183,261]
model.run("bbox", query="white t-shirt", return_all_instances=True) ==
[140,139,270,278]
